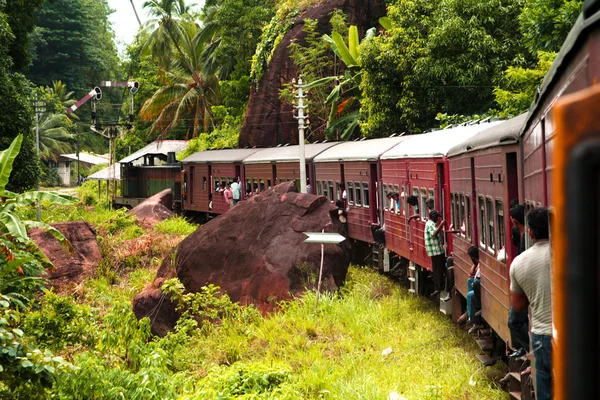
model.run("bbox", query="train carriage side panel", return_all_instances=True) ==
[244,164,273,196]
[382,159,411,260]
[342,161,375,243]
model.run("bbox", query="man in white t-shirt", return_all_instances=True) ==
[509,208,552,400]
[340,183,347,207]
[231,178,240,205]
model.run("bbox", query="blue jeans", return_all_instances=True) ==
[531,333,552,400]
[467,278,481,324]
[466,277,474,318]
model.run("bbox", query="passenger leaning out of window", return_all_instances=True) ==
[406,195,420,222]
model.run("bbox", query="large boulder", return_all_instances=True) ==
[128,188,174,226]
[29,221,101,289]
[133,181,350,335]
[238,0,386,148]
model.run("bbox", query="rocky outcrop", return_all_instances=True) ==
[29,221,101,288]
[133,181,350,336]
[239,0,386,148]
[128,189,174,226]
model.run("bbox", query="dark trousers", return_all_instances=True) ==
[467,278,482,324]
[532,333,552,400]
[431,253,445,292]
[508,307,530,351]
[444,266,454,293]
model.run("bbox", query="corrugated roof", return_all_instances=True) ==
[120,140,189,164]
[60,153,108,165]
[314,137,409,163]
[87,163,120,181]
[182,148,261,164]
[381,122,504,160]
[522,8,600,135]
[447,114,527,157]
[243,142,340,164]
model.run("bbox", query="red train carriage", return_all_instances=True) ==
[446,115,525,342]
[379,123,501,279]
[313,137,409,243]
[242,143,339,196]
[181,149,260,215]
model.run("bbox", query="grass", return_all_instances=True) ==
[155,216,199,236]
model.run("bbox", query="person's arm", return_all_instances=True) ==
[444,223,459,234]
[433,219,445,236]
[510,291,529,312]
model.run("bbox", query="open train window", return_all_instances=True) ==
[400,185,406,216]
[428,189,435,210]
[420,188,427,220]
[267,179,272,189]
[316,181,322,196]
[496,199,505,254]
[202,176,207,192]
[486,197,495,253]
[246,179,251,195]
[214,177,220,191]
[479,196,486,248]
[459,194,466,237]
[348,182,354,204]
[355,182,362,206]
[363,183,370,207]
[252,179,258,193]
[336,182,340,200]
[328,181,334,201]
[466,195,472,242]
[450,194,457,230]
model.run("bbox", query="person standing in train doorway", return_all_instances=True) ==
[509,208,552,400]
[231,178,241,205]
[425,210,445,298]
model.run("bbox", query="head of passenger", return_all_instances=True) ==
[527,207,549,242]
[219,183,225,190]
[391,192,400,201]
[429,210,440,223]
[426,198,434,210]
[509,204,525,228]
[510,198,519,208]
[407,195,418,207]
[467,246,479,265]
[386,192,393,200]
[335,200,343,208]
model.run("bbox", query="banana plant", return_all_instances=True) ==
[306,26,376,140]
[0,135,76,269]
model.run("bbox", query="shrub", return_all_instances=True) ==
[154,217,198,236]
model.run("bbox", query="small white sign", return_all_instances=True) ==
[303,232,346,244]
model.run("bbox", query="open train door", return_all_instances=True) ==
[553,84,600,400]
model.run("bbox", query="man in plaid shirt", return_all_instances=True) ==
[425,210,446,298]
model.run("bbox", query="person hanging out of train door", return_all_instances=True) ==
[425,210,445,299]
[509,207,552,400]
[340,183,347,208]
[231,178,241,205]
[466,246,484,334]
[507,204,530,359]
[335,200,348,236]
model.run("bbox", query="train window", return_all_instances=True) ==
[496,200,505,253]
[267,179,272,189]
[486,197,495,253]
[228,177,235,184]
[202,176,207,192]
[214,177,220,191]
[466,195,472,241]
[479,196,486,248]
[394,185,399,195]
[328,181,334,201]
[348,182,354,203]
[316,181,322,196]
[324,181,329,199]
[336,182,340,200]
[246,179,251,195]
[459,194,466,237]
[428,189,435,208]
[420,188,427,220]
[450,194,457,230]
[400,186,406,216]
[355,182,362,206]
[253,179,258,193]
[363,183,370,207]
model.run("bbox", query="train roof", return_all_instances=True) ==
[182,148,261,164]
[313,137,409,163]
[242,142,339,164]
[120,140,189,164]
[521,2,600,134]
[380,122,503,160]
[447,114,527,157]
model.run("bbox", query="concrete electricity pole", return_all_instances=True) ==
[33,94,46,221]
[293,77,309,194]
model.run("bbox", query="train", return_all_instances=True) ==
[111,1,599,398]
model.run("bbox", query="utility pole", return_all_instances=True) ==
[293,77,309,194]
[130,0,142,27]
[33,94,46,221]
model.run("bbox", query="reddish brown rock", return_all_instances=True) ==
[29,221,101,288]
[128,189,174,226]
[132,278,179,337]
[133,181,350,336]
[239,0,386,148]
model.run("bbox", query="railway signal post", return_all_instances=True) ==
[293,77,308,193]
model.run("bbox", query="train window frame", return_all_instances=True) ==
[336,181,341,200]
[348,182,354,204]
[316,181,322,196]
[486,196,495,254]
[412,187,419,215]
[245,178,252,195]
[363,182,370,207]
[420,188,427,220]
[479,196,486,248]
[267,179,272,189]
[400,185,406,216]
[428,189,435,209]
[466,195,472,242]
[354,181,362,206]
[253,179,259,193]
[328,181,334,201]
[450,194,457,231]
[202,176,207,192]
[496,199,505,256]
[459,194,466,238]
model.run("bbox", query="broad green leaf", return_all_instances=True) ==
[365,27,376,41]
[322,34,340,59]
[0,212,27,239]
[325,112,360,139]
[23,221,74,254]
[304,76,338,90]
[379,17,393,31]
[14,191,77,207]
[0,134,22,192]
[348,26,359,59]
[324,85,342,105]
[340,118,360,140]
[331,32,357,67]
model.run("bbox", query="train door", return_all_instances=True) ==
[369,163,378,224]
[189,166,195,205]
[553,85,600,400]
[470,157,478,245]
[271,165,277,188]
[437,162,448,250]
[505,152,519,262]
[340,164,346,207]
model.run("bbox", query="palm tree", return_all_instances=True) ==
[48,80,76,108]
[140,20,220,139]
[35,113,75,162]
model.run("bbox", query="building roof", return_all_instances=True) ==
[182,148,261,164]
[521,6,600,134]
[60,153,108,165]
[447,114,527,157]
[87,163,120,181]
[313,137,410,163]
[242,142,340,164]
[380,122,504,160]
[119,140,189,164]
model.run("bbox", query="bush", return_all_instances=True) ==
[154,217,198,236]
